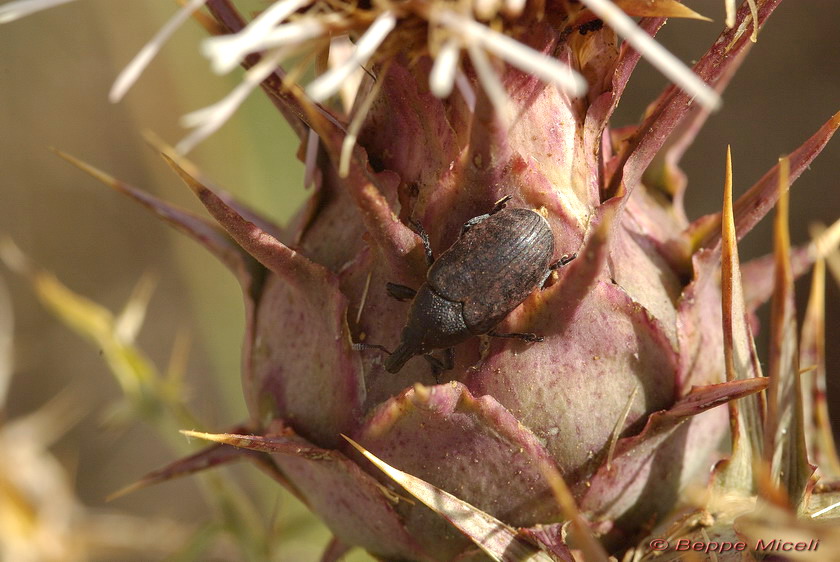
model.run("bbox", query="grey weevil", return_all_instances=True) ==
[358,196,574,374]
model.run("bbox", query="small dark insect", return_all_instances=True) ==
[357,196,574,375]
[577,18,604,36]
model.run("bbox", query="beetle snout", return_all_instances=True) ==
[384,341,418,373]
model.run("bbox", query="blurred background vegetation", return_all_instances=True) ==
[1,1,838,560]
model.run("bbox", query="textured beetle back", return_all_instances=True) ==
[428,208,554,334]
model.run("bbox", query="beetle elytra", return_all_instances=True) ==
[360,196,573,375]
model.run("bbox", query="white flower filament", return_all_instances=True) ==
[110,0,209,103]
[306,10,397,103]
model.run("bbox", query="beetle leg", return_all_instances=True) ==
[460,195,512,235]
[539,252,578,288]
[422,349,455,380]
[538,268,553,288]
[442,347,455,370]
[386,282,417,301]
[548,252,577,271]
[423,354,447,380]
[460,216,484,235]
[489,330,544,343]
[409,219,435,265]
[555,253,577,267]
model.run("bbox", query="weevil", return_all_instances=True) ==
[359,196,573,374]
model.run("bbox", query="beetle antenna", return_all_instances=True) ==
[384,341,419,373]
[352,342,392,354]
